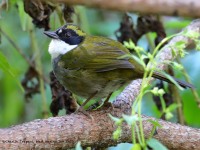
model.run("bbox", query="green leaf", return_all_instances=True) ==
[183,29,200,39]
[113,127,122,140]
[166,103,180,112]
[75,141,83,150]
[147,52,153,60]
[174,41,186,49]
[165,112,174,120]
[173,41,188,58]
[109,114,123,125]
[147,119,162,128]
[161,71,184,90]
[147,138,168,150]
[0,51,15,77]
[131,55,145,68]
[0,51,24,91]
[122,114,139,125]
[135,46,145,53]
[124,40,136,50]
[131,143,142,150]
[171,62,183,71]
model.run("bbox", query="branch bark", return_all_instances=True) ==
[1,19,200,149]
[0,109,200,150]
[51,0,200,18]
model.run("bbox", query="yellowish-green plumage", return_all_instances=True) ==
[53,36,143,99]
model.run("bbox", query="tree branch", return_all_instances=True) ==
[0,108,200,150]
[50,0,200,18]
[0,19,200,149]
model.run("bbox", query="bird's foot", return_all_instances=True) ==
[75,106,94,120]
[88,100,114,111]
[103,101,114,110]
[87,101,103,110]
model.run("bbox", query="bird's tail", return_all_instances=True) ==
[152,71,194,89]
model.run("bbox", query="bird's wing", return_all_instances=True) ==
[59,36,135,72]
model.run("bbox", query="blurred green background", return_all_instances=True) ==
[0,1,200,131]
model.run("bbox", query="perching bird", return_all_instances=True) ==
[44,24,193,112]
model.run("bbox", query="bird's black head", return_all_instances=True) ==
[44,24,86,45]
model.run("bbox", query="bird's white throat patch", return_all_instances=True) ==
[48,39,77,59]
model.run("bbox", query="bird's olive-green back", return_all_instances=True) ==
[59,36,143,73]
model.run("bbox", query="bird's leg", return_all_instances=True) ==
[76,91,98,119]
[87,100,103,110]
[80,91,98,109]
[103,92,113,108]
[88,92,114,110]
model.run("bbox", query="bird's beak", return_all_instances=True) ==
[44,31,59,39]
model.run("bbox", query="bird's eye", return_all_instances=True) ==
[58,29,62,34]
[65,32,71,37]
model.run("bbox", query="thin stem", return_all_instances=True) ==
[131,124,136,144]
[131,34,177,147]
[28,24,48,118]
[152,34,177,58]
[132,71,148,147]
[148,125,156,140]
[159,95,167,118]
[160,95,166,112]
[135,122,142,145]
[171,84,185,124]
